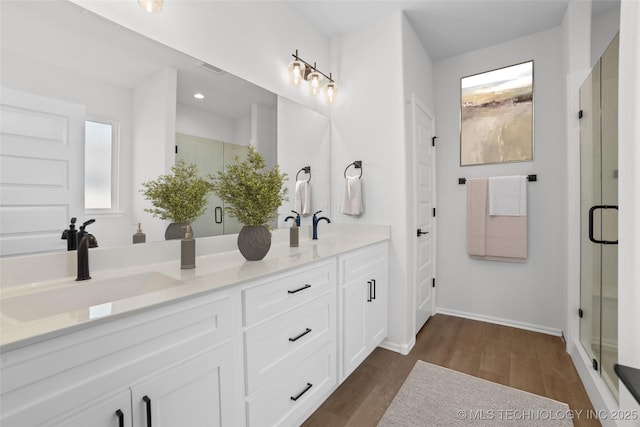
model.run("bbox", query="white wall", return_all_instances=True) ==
[434,27,567,335]
[616,0,640,418]
[70,0,331,119]
[592,2,621,66]
[276,97,331,229]
[330,12,411,351]
[132,67,177,243]
[175,104,238,144]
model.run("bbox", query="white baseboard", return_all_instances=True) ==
[379,335,415,356]
[435,308,563,337]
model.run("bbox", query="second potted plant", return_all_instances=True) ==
[211,145,288,260]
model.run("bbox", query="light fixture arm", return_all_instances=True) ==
[291,50,334,82]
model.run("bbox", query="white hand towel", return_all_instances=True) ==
[488,175,527,216]
[294,180,311,215]
[341,176,363,216]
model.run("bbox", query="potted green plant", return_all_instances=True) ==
[140,160,214,239]
[210,145,288,260]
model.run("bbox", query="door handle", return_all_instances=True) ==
[417,229,429,237]
[588,205,618,244]
[215,206,223,224]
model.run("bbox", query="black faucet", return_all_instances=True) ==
[76,219,98,281]
[312,210,331,240]
[284,210,301,227]
[61,217,78,251]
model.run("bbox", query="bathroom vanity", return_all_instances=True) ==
[0,224,389,426]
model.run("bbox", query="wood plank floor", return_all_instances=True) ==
[303,314,600,427]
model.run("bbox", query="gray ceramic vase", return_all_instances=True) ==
[237,225,271,261]
[165,222,187,240]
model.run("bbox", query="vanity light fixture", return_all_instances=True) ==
[193,93,205,99]
[288,50,338,104]
[138,0,163,13]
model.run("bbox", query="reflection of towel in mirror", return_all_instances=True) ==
[294,180,311,215]
[341,176,363,216]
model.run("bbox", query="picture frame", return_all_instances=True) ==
[460,61,534,166]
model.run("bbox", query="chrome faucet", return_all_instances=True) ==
[312,210,331,240]
[284,210,301,226]
[76,219,98,281]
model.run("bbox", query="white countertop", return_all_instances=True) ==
[0,224,389,351]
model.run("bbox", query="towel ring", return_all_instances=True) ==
[296,166,311,183]
[344,161,363,179]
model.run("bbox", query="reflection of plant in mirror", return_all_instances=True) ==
[140,160,214,224]
[211,146,288,226]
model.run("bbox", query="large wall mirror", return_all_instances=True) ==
[0,0,330,257]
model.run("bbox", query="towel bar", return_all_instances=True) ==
[296,166,311,183]
[458,174,537,185]
[344,161,363,179]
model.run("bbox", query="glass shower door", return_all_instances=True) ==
[579,34,618,398]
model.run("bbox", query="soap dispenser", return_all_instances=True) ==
[181,224,195,269]
[133,223,146,244]
[290,222,299,247]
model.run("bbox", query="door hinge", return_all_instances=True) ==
[175,145,178,154]
[432,278,435,288]
[431,136,438,147]
[433,208,436,217]
[578,110,583,119]
[578,308,583,318]
[592,358,598,371]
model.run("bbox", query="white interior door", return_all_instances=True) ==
[0,87,85,256]
[412,95,436,334]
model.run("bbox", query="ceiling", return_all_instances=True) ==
[288,0,620,61]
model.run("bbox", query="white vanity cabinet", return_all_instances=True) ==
[339,242,389,379]
[0,292,241,427]
[242,259,338,427]
[0,230,391,427]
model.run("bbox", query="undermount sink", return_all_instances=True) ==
[1,272,186,322]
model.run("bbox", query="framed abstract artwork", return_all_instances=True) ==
[460,61,534,166]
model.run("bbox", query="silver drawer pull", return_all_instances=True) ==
[287,284,311,294]
[289,328,312,342]
[290,383,313,401]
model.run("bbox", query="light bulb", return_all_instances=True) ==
[138,0,163,13]
[288,60,306,87]
[324,81,338,105]
[307,71,323,96]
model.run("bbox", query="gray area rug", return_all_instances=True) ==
[378,361,573,426]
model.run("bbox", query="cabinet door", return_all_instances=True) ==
[366,270,388,350]
[342,277,368,378]
[41,389,132,427]
[131,344,236,427]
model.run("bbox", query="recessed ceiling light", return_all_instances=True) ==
[194,93,205,99]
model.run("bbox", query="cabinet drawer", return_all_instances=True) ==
[339,243,387,284]
[1,293,233,401]
[244,291,335,395]
[243,261,335,326]
[246,341,337,427]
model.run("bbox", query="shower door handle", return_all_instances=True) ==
[215,207,223,224]
[588,205,618,245]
